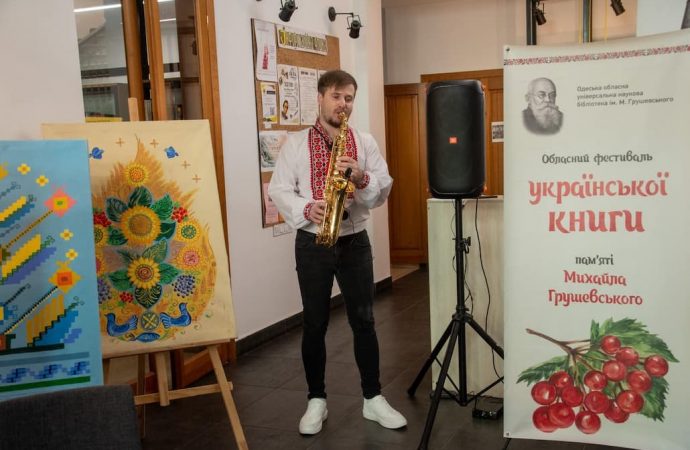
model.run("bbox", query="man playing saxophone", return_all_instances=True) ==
[268,70,405,435]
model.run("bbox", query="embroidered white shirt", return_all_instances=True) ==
[268,126,393,235]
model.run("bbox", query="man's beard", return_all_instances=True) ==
[326,111,348,129]
[534,105,562,130]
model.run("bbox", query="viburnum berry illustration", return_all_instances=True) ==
[518,318,678,435]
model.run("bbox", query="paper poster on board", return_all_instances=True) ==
[0,140,103,399]
[276,24,328,55]
[42,121,235,357]
[259,130,288,171]
[299,67,318,125]
[261,82,278,127]
[262,182,279,226]
[254,19,278,82]
[278,64,300,125]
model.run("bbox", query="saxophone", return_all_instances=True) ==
[316,112,355,247]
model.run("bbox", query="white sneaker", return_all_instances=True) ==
[299,398,328,435]
[362,395,407,429]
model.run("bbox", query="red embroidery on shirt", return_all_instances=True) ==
[356,172,370,190]
[303,201,314,221]
[309,121,358,200]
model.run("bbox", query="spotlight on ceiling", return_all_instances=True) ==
[328,6,363,39]
[610,0,625,16]
[279,0,297,22]
[534,1,547,26]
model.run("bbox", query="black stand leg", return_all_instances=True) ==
[408,198,505,450]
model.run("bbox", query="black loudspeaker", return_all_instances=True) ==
[427,80,485,198]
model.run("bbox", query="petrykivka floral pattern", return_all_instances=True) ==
[94,140,215,343]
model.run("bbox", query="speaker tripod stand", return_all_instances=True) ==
[408,198,504,450]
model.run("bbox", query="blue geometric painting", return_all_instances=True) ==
[0,140,102,400]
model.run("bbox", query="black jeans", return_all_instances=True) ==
[295,229,381,400]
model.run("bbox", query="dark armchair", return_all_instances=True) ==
[0,384,141,450]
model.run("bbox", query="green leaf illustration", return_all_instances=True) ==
[158,263,180,285]
[128,186,153,208]
[517,355,569,385]
[590,319,601,342]
[134,284,162,309]
[108,270,132,291]
[117,250,136,265]
[105,198,128,222]
[151,194,174,220]
[142,240,168,263]
[157,221,176,241]
[592,318,678,362]
[639,376,669,421]
[107,228,127,246]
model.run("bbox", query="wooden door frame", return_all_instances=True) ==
[384,83,429,264]
[118,0,234,389]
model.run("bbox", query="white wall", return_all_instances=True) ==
[214,0,390,338]
[0,0,390,340]
[637,0,687,36]
[0,0,84,139]
[383,0,637,84]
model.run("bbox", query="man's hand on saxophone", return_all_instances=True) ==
[307,200,327,224]
[335,155,364,185]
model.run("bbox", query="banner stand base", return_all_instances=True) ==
[472,395,504,420]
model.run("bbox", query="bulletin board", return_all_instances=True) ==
[250,19,340,228]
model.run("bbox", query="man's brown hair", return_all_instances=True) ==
[317,70,358,95]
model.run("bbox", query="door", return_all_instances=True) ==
[384,83,429,265]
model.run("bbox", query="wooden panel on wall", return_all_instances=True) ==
[421,69,504,195]
[384,83,428,264]
[489,88,504,195]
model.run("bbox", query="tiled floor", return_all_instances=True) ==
[141,269,629,450]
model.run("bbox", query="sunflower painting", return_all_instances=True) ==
[42,121,235,357]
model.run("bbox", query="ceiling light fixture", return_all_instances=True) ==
[534,1,547,26]
[610,0,625,16]
[328,7,363,39]
[279,0,297,22]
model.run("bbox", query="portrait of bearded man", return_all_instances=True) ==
[523,77,563,135]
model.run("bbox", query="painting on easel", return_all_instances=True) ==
[0,140,103,400]
[42,121,235,357]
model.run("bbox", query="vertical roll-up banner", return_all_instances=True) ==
[503,30,690,449]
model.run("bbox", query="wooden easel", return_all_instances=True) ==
[101,98,248,450]
[103,343,247,450]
